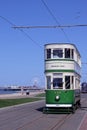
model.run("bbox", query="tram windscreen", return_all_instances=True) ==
[53,78,63,89]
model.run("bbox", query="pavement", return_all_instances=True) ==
[0,91,44,99]
[0,92,87,130]
[78,112,87,130]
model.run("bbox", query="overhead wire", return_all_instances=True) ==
[0,15,42,49]
[41,0,71,42]
[12,24,87,29]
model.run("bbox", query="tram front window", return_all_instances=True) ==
[53,49,63,58]
[65,48,74,59]
[65,48,70,58]
[47,49,51,59]
[53,78,63,89]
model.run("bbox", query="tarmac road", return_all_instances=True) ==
[0,94,87,130]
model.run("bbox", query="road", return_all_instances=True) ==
[0,94,87,130]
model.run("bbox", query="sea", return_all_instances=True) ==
[0,90,19,95]
[0,89,39,95]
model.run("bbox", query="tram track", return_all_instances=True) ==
[15,114,46,130]
[79,96,87,112]
[0,99,85,130]
[16,112,73,130]
[48,114,72,130]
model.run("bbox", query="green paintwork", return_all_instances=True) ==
[45,69,75,73]
[45,89,80,105]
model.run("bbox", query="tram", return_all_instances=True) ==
[44,43,81,113]
[81,82,87,93]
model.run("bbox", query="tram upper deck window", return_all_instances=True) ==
[53,78,63,89]
[53,49,63,58]
[47,49,51,59]
[71,49,74,59]
[65,48,70,58]
[65,48,74,59]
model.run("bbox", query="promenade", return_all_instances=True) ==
[0,93,87,130]
[0,90,44,99]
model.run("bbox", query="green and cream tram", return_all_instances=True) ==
[44,43,81,113]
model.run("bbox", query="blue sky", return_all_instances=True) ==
[0,0,87,87]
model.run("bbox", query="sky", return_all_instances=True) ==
[0,0,87,87]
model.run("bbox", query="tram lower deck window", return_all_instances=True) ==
[46,76,51,89]
[53,78,63,89]
[65,76,70,89]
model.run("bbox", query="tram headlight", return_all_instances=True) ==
[55,95,60,100]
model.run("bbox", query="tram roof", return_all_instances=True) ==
[44,43,81,57]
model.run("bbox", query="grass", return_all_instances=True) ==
[35,93,45,97]
[0,97,42,108]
